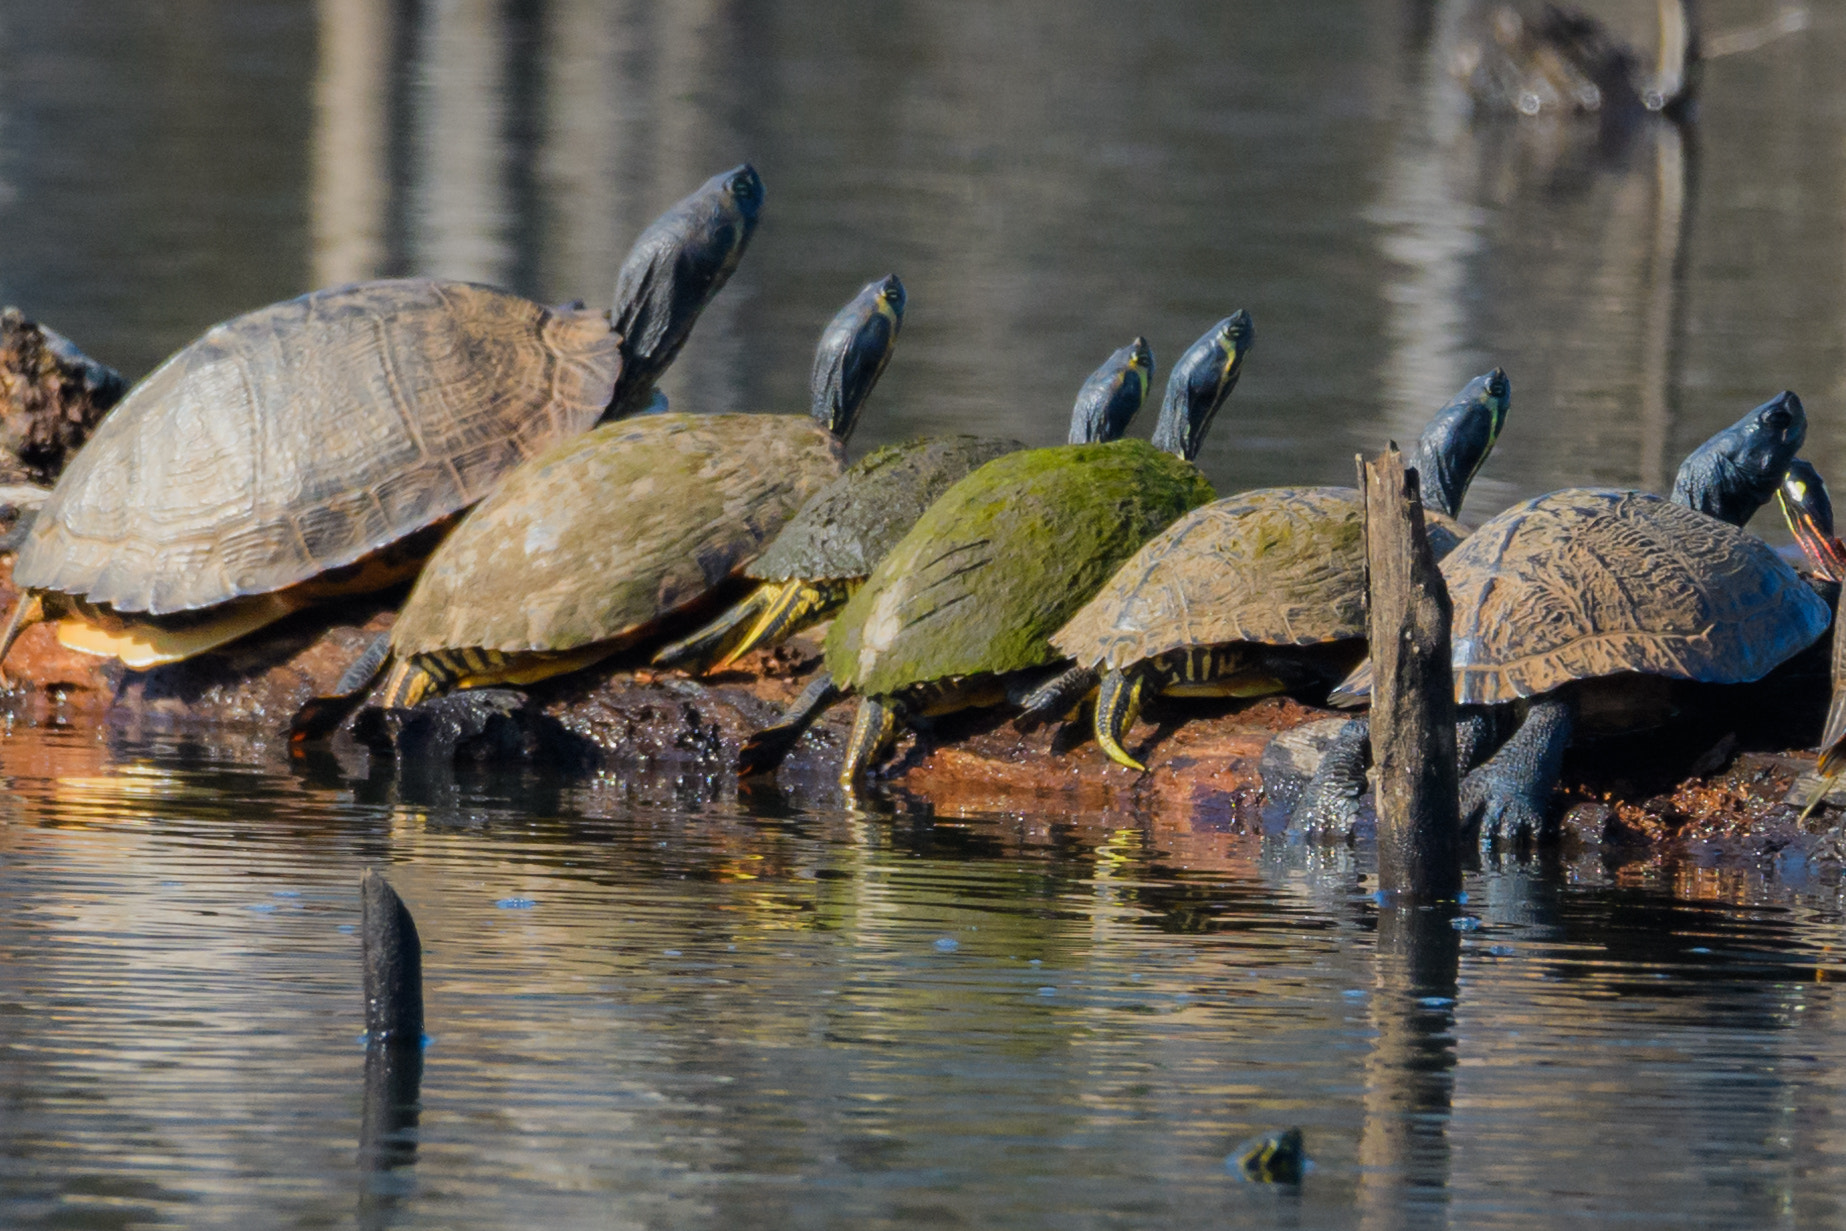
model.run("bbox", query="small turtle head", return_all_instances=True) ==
[1672,390,1806,527]
[606,163,766,417]
[1150,309,1254,461]
[1068,337,1154,445]
[1412,366,1510,519]
[1777,457,1846,583]
[810,273,906,441]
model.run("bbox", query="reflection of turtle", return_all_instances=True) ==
[1232,1128,1306,1185]
[292,275,903,737]
[1297,392,1827,843]
[0,165,763,681]
[741,315,1253,785]
[1450,0,1696,118]
[650,433,1022,673]
[1035,369,1508,769]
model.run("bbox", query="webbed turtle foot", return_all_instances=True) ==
[1288,716,1370,842]
[1457,695,1573,848]
[1459,774,1551,847]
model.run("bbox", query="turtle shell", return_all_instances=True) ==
[825,439,1214,696]
[1052,486,1466,671]
[746,434,1022,583]
[16,279,618,616]
[389,413,843,657]
[1440,488,1828,704]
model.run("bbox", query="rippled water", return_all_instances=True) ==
[5,0,1846,1225]
[4,726,1846,1228]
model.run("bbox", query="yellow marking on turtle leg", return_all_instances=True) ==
[0,592,46,687]
[378,658,445,709]
[652,584,776,672]
[54,591,309,669]
[714,577,857,671]
[840,697,897,785]
[1094,667,1150,771]
[454,642,620,689]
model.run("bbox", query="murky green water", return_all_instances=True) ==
[4,0,1846,1225]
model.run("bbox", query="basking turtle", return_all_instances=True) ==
[649,432,1024,673]
[1296,391,1827,843]
[1036,368,1508,770]
[293,274,905,732]
[740,313,1254,784]
[0,165,764,681]
[1773,460,1846,817]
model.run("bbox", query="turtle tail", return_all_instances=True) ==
[1093,667,1150,771]
[714,578,855,672]
[839,696,898,786]
[652,585,774,673]
[737,671,840,777]
[0,592,46,690]
[289,631,395,743]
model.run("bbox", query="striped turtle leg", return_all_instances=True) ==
[713,578,857,672]
[651,583,777,672]
[0,592,45,688]
[839,696,898,786]
[377,656,452,710]
[1094,666,1153,771]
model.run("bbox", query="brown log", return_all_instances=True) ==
[1361,447,1461,900]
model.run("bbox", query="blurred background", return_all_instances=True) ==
[0,0,1834,522]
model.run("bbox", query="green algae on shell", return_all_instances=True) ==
[826,439,1214,695]
[389,412,844,658]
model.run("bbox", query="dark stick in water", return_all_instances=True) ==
[359,870,424,1175]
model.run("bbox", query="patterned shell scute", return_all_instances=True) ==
[748,435,1022,582]
[825,439,1215,696]
[16,279,618,615]
[388,413,844,657]
[1444,488,1830,705]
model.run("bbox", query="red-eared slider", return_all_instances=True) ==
[740,313,1254,785]
[0,165,764,680]
[649,432,1023,673]
[1296,392,1827,843]
[1772,460,1846,817]
[294,275,905,729]
[1037,369,1508,769]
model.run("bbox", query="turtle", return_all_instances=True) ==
[1771,459,1846,818]
[1292,390,1830,844]
[0,164,764,682]
[647,432,1025,674]
[1451,0,1696,119]
[291,273,906,735]
[1033,367,1509,770]
[738,312,1255,785]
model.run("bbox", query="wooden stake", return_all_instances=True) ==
[1361,447,1461,900]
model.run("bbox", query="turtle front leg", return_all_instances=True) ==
[737,671,841,777]
[1458,694,1575,845]
[1289,716,1370,840]
[0,592,46,689]
[651,583,775,673]
[1094,665,1153,770]
[1014,664,1098,729]
[839,695,900,786]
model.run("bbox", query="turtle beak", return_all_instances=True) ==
[1778,460,1846,583]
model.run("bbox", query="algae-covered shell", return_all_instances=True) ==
[17,279,618,616]
[746,434,1022,583]
[825,438,1214,695]
[389,413,842,657]
[1053,486,1466,671]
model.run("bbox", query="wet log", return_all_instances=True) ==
[1361,447,1460,901]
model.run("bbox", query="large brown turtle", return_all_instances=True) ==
[1294,391,1829,843]
[289,274,905,736]
[0,164,764,681]
[1030,369,1508,769]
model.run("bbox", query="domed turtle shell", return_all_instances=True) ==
[1052,486,1467,671]
[825,439,1214,696]
[16,279,618,616]
[388,412,843,658]
[745,434,1022,583]
[1338,487,1829,707]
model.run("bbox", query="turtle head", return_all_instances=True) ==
[1411,367,1510,518]
[1777,457,1846,583]
[1671,391,1805,527]
[605,163,766,418]
[1068,337,1153,445]
[1150,309,1254,461]
[810,274,906,441]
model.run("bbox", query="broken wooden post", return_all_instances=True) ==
[1361,446,1461,901]
[360,869,424,1172]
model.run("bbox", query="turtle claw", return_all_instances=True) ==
[1460,777,1548,847]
